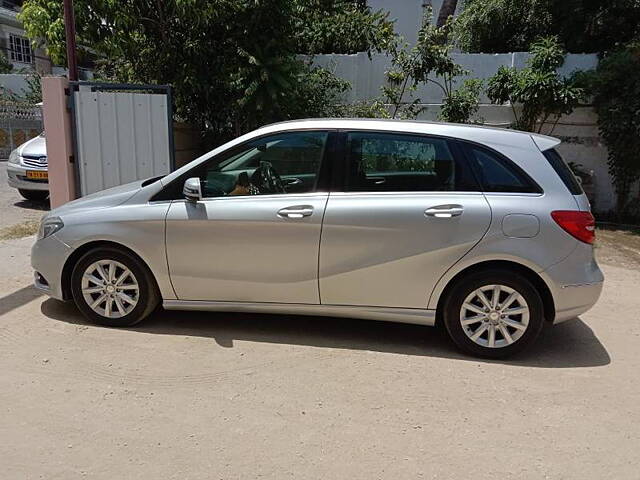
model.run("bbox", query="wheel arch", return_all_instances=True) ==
[433,260,556,326]
[61,240,159,301]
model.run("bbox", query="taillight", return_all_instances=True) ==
[551,210,595,244]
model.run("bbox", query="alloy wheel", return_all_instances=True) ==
[81,260,139,318]
[459,284,530,348]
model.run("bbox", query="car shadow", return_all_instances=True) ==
[13,199,50,211]
[40,298,611,369]
[0,285,44,317]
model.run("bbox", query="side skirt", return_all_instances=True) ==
[162,300,436,326]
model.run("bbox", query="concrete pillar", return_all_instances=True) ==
[42,77,76,208]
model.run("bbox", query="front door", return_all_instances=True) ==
[319,130,492,309]
[165,130,331,303]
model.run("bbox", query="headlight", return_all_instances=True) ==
[8,149,20,165]
[38,216,64,239]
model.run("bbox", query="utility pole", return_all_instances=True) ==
[62,0,78,81]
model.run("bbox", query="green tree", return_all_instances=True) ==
[382,9,481,124]
[580,43,640,213]
[439,78,483,124]
[454,0,553,53]
[0,52,12,73]
[486,37,584,133]
[454,0,640,54]
[294,0,395,55]
[21,72,42,103]
[19,0,393,145]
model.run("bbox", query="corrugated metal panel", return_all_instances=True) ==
[74,88,170,195]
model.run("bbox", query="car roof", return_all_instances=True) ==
[258,118,560,151]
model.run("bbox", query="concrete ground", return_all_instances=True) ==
[0,160,49,229]
[1,165,640,479]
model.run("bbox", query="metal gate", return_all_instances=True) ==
[70,82,175,196]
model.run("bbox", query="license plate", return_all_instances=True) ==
[26,170,48,179]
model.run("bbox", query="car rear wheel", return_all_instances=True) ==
[18,189,49,202]
[71,247,159,327]
[442,270,544,358]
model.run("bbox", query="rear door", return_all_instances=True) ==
[319,130,492,309]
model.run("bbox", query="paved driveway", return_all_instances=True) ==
[0,159,49,230]
[0,176,639,478]
[1,233,639,479]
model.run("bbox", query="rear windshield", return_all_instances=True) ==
[542,148,583,195]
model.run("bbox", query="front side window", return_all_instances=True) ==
[197,131,327,198]
[9,35,33,64]
[345,131,476,192]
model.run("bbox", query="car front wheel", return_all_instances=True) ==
[442,270,544,358]
[70,247,159,327]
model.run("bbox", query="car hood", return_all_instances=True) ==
[50,180,144,217]
[18,134,46,157]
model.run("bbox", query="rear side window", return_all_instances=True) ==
[344,131,478,192]
[465,144,541,194]
[542,148,583,195]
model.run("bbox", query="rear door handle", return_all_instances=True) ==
[278,205,314,219]
[424,204,464,218]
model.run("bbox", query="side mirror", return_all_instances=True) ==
[183,177,202,202]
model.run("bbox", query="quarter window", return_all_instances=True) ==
[465,145,541,193]
[345,132,477,192]
[542,148,583,195]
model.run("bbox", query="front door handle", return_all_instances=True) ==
[278,205,314,219]
[424,204,464,218]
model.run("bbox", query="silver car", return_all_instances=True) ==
[32,119,603,358]
[6,132,49,201]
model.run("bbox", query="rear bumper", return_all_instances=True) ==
[6,163,49,191]
[542,242,604,324]
[552,281,603,323]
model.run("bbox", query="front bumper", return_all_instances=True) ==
[31,234,73,301]
[6,163,49,191]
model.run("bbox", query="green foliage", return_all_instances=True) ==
[19,0,394,145]
[382,8,472,122]
[294,0,395,55]
[454,0,552,53]
[336,98,390,118]
[21,72,42,103]
[381,9,481,124]
[454,0,640,53]
[0,52,12,73]
[580,43,640,213]
[486,37,584,133]
[439,79,483,124]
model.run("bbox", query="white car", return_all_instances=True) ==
[6,132,48,201]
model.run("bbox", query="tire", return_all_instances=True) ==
[19,189,49,201]
[442,269,545,359]
[70,247,160,327]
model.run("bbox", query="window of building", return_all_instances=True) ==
[9,34,33,64]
